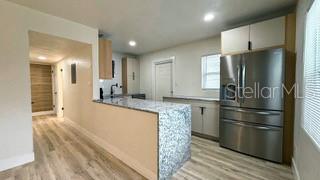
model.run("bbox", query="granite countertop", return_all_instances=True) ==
[93,97,190,114]
[163,95,219,102]
[94,96,191,179]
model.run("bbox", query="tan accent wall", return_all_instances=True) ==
[283,13,296,164]
[56,45,158,179]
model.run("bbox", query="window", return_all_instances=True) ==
[303,0,320,148]
[201,54,220,89]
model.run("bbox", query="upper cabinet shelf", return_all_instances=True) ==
[99,39,112,79]
[221,16,285,55]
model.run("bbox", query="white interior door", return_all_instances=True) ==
[155,62,172,101]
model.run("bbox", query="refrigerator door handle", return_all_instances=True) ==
[241,63,246,103]
[222,119,281,131]
[237,65,241,103]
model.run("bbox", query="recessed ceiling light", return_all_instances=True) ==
[38,56,47,60]
[129,41,136,47]
[204,13,215,22]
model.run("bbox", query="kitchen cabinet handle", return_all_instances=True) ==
[133,72,135,80]
[200,107,206,115]
[248,41,252,50]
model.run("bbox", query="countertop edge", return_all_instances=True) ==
[92,100,160,114]
[163,96,220,102]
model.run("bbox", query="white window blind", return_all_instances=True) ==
[201,54,220,89]
[303,0,320,148]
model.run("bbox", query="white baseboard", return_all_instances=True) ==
[63,117,156,180]
[0,153,34,172]
[292,158,300,180]
[32,111,55,116]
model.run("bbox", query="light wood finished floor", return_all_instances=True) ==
[173,137,293,180]
[0,115,293,180]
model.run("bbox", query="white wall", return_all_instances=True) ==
[0,0,98,171]
[293,0,320,179]
[139,36,221,99]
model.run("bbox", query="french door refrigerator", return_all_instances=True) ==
[219,48,285,163]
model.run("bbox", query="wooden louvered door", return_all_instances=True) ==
[30,64,53,112]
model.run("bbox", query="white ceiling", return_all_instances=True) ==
[10,0,296,55]
[29,31,90,64]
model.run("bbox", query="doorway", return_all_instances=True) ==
[153,57,174,101]
[28,31,86,118]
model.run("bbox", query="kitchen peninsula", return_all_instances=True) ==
[93,97,191,179]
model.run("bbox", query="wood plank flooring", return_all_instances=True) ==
[173,136,293,180]
[0,115,293,180]
[0,115,146,180]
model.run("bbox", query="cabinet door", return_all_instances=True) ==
[221,25,250,55]
[132,59,140,93]
[127,58,134,76]
[203,105,219,137]
[191,106,203,134]
[250,16,285,50]
[127,58,140,94]
[127,58,134,93]
[99,39,112,79]
[127,75,134,94]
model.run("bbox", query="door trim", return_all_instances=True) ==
[55,62,64,118]
[152,56,175,100]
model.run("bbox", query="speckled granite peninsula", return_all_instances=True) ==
[94,97,191,179]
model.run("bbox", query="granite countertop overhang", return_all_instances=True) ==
[163,95,220,102]
[93,97,190,114]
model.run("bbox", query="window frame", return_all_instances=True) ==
[201,53,221,90]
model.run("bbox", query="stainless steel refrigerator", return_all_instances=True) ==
[219,48,284,163]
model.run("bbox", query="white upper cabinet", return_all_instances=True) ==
[250,16,285,50]
[221,16,286,55]
[221,25,250,55]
